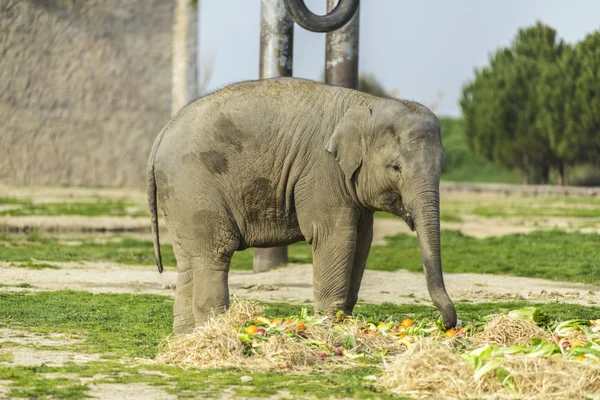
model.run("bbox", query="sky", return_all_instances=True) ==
[198,0,600,117]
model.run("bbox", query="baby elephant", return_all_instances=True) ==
[147,78,456,334]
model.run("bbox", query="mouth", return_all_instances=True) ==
[401,211,416,231]
[393,200,416,231]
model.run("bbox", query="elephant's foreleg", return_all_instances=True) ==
[311,223,357,315]
[345,216,373,314]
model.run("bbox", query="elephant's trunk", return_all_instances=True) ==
[407,186,457,329]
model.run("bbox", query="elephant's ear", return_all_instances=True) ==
[325,106,371,180]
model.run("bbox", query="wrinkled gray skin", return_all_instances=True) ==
[147,78,457,334]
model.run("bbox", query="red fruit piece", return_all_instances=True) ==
[333,349,343,356]
[256,328,266,335]
[318,352,327,359]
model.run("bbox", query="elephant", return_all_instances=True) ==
[147,77,457,334]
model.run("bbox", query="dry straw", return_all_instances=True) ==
[471,315,554,346]
[379,338,600,400]
[155,298,405,371]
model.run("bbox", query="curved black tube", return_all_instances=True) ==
[284,0,359,32]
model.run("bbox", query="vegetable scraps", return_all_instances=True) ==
[234,306,600,364]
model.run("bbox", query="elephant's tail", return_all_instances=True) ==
[147,128,167,274]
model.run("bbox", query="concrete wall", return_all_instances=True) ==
[0,0,174,187]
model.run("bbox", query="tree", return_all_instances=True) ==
[536,31,600,184]
[358,73,387,97]
[461,22,565,184]
[569,32,600,163]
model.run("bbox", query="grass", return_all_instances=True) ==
[471,204,600,218]
[0,283,35,289]
[367,230,600,284]
[1,290,599,399]
[0,362,400,400]
[439,117,522,184]
[2,229,599,284]
[10,261,60,270]
[442,196,600,219]
[0,197,147,217]
[0,232,310,270]
[0,197,30,205]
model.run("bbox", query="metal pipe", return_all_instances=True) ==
[254,0,294,273]
[284,0,359,33]
[325,0,359,89]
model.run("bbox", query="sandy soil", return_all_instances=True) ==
[87,383,177,400]
[3,261,599,307]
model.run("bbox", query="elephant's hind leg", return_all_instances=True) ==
[171,210,239,335]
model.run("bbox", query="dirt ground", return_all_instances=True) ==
[2,261,599,306]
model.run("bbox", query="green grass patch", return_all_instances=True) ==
[368,230,600,284]
[0,291,171,358]
[2,229,599,283]
[440,211,463,223]
[0,197,147,217]
[0,197,30,205]
[10,261,60,270]
[0,351,14,363]
[0,232,311,271]
[442,196,600,219]
[0,283,35,289]
[0,364,89,399]
[0,362,401,400]
[471,204,600,218]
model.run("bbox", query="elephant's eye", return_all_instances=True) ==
[391,164,401,173]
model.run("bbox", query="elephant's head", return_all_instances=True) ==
[326,102,457,329]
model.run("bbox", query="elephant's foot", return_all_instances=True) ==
[314,300,349,319]
[173,313,195,335]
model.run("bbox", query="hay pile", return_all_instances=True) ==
[155,299,259,369]
[471,315,554,346]
[155,299,600,399]
[156,299,404,371]
[379,339,600,400]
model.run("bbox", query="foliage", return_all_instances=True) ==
[461,22,566,184]
[538,30,600,180]
[358,72,389,97]
[439,117,521,183]
[461,22,600,185]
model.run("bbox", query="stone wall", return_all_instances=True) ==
[0,0,173,187]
